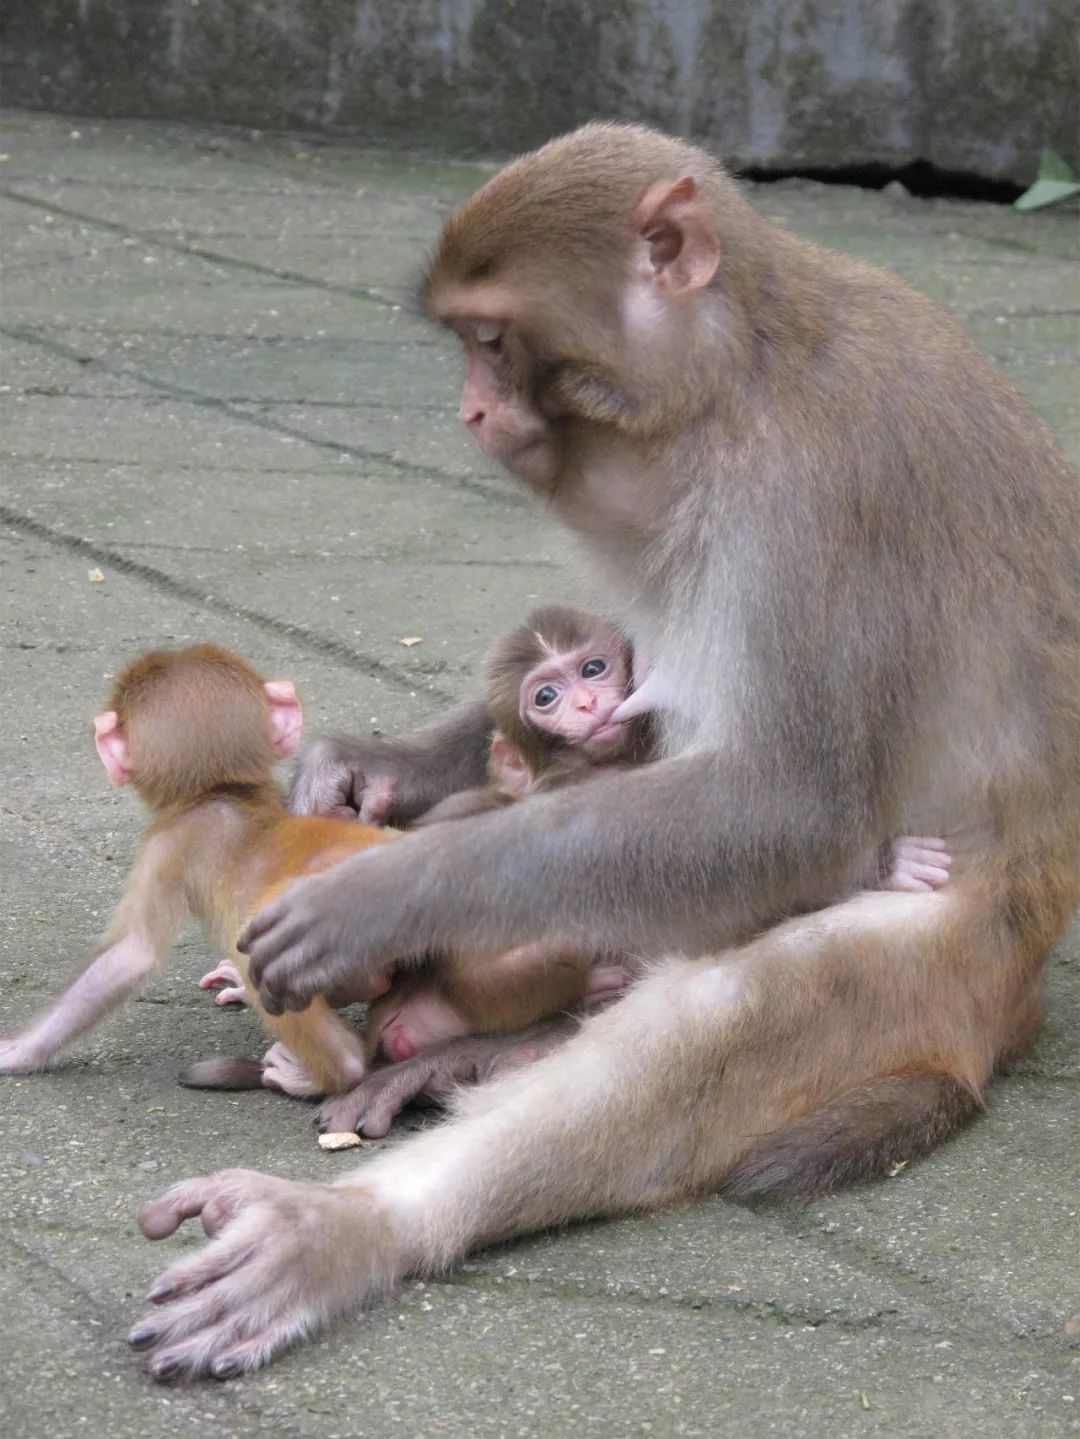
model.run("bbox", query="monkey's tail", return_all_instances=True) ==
[177,1056,265,1090]
[722,1073,982,1201]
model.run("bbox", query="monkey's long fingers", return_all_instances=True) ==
[138,1170,256,1243]
[235,894,294,958]
[289,745,360,818]
[131,1177,396,1381]
[319,1058,442,1138]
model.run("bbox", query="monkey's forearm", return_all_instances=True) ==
[243,754,880,1012]
[382,701,496,818]
[391,759,871,956]
[291,702,494,824]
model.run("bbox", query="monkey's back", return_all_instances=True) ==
[254,814,400,911]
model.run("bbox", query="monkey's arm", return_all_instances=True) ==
[241,749,881,1015]
[0,831,190,1074]
[289,701,494,825]
[411,785,517,827]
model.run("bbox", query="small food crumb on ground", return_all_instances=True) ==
[318,1131,364,1150]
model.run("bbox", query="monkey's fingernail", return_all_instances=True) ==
[147,1281,175,1301]
[149,1354,181,1381]
[212,1356,242,1379]
[129,1326,160,1348]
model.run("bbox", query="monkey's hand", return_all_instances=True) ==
[238,846,415,1013]
[290,705,494,826]
[130,1169,401,1380]
[289,737,399,823]
[318,1022,576,1138]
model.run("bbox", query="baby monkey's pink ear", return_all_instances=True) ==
[94,711,134,787]
[489,731,535,796]
[264,680,303,758]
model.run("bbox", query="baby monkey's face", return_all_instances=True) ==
[519,637,633,760]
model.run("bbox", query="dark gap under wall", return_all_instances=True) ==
[741,160,1023,205]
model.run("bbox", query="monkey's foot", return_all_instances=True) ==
[198,961,248,1007]
[131,1169,400,1380]
[319,1021,575,1139]
[582,963,635,1005]
[375,991,473,1063]
[885,837,952,893]
[0,1037,46,1075]
[260,1042,322,1098]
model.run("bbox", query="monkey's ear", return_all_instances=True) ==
[634,176,720,296]
[264,680,303,758]
[489,732,535,796]
[93,711,134,787]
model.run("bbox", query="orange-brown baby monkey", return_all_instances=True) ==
[0,644,397,1097]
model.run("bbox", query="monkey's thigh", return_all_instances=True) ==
[444,942,592,1032]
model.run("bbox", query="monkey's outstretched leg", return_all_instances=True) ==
[0,834,189,1075]
[130,887,1031,1381]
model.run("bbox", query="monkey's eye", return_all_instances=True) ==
[475,319,504,354]
[580,658,608,679]
[534,684,559,709]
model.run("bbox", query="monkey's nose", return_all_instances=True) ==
[460,398,486,427]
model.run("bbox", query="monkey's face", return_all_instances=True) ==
[454,319,561,487]
[520,640,633,759]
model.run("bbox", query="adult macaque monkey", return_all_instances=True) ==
[130,123,1079,1382]
[0,645,393,1096]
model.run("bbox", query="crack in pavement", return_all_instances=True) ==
[2,1231,310,1437]
[0,503,459,703]
[1,184,406,308]
[2,320,524,508]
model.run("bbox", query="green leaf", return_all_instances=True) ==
[1037,148,1078,183]
[1014,177,1080,212]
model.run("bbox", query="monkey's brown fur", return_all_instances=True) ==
[129,124,1080,1381]
[0,645,394,1093]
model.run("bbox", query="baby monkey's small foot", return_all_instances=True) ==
[198,960,248,1007]
[260,1042,323,1098]
[582,963,636,1005]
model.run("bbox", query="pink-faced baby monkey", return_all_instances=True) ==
[417,604,652,825]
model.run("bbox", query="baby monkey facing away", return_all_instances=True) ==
[0,644,395,1096]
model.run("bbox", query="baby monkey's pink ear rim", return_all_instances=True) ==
[264,680,303,758]
[94,710,134,787]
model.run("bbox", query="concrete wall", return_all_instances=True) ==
[2,1,1076,184]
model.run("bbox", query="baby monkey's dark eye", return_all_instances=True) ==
[580,658,608,679]
[534,684,559,709]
